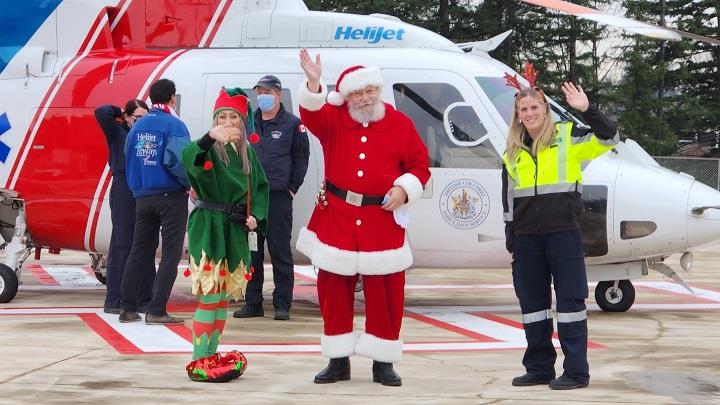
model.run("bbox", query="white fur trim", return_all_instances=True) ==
[393,173,424,205]
[296,227,412,276]
[338,66,383,96]
[321,332,358,358]
[327,91,346,106]
[298,79,327,111]
[355,332,402,363]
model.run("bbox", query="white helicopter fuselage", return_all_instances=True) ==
[1,0,719,308]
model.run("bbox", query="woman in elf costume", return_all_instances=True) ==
[181,87,269,382]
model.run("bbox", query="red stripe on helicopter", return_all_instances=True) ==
[8,1,227,251]
[85,0,229,251]
[201,0,234,47]
[2,5,109,191]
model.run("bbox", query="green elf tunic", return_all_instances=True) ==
[181,138,269,301]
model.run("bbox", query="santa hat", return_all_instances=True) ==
[326,65,384,106]
[213,87,259,143]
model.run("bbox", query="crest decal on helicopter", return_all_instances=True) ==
[439,179,490,230]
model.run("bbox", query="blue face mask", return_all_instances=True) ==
[257,94,276,112]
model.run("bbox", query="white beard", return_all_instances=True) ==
[347,100,386,124]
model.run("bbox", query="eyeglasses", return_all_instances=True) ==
[130,114,143,119]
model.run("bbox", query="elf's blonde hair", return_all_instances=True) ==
[212,112,251,175]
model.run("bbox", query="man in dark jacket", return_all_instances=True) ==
[233,75,310,321]
[119,78,190,325]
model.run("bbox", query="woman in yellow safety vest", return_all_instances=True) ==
[502,74,619,390]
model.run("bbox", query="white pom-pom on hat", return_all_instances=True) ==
[327,65,384,106]
[326,91,347,106]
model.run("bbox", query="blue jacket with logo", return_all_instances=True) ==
[251,104,310,193]
[124,108,190,197]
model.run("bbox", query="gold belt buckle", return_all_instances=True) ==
[345,190,363,207]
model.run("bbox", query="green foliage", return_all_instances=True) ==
[304,0,719,156]
[613,0,719,155]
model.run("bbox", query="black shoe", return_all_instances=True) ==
[118,309,141,323]
[314,357,350,383]
[274,309,289,321]
[512,373,553,387]
[232,305,264,318]
[103,307,121,315]
[372,361,402,387]
[549,374,589,390]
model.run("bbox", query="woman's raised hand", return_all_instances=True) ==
[561,82,589,112]
[299,48,322,93]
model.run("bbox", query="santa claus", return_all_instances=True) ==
[297,49,431,387]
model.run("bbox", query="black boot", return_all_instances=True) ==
[372,361,402,387]
[314,357,350,383]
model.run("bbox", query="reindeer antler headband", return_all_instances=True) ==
[504,62,543,97]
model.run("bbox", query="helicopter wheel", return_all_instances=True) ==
[0,264,19,303]
[595,280,635,312]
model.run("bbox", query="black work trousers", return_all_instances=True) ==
[245,190,294,311]
[121,190,188,316]
[105,175,154,310]
[511,229,590,384]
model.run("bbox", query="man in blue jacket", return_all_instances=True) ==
[233,75,309,321]
[119,78,190,325]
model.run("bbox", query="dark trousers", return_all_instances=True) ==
[121,190,188,316]
[512,230,590,383]
[105,175,155,310]
[245,190,294,311]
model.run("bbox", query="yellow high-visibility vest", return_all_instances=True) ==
[502,122,616,201]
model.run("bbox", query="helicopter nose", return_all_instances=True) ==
[686,180,720,247]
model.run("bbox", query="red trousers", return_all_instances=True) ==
[317,269,405,363]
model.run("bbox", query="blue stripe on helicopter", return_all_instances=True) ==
[0,113,11,163]
[0,1,62,74]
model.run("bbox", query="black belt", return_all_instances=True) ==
[325,180,384,207]
[194,199,247,226]
[194,199,243,214]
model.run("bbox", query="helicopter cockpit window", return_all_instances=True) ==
[392,82,500,169]
[475,76,588,127]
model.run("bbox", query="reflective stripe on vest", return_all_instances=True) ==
[502,122,582,198]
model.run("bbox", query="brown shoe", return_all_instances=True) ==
[145,313,184,325]
[119,309,141,323]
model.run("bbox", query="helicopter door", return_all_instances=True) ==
[383,70,506,265]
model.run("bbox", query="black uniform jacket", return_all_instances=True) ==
[251,104,310,193]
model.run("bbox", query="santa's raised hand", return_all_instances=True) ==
[299,49,322,93]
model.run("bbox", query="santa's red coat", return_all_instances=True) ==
[296,81,431,276]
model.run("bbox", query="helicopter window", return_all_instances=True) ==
[620,221,657,240]
[475,76,588,127]
[580,185,609,257]
[392,83,500,169]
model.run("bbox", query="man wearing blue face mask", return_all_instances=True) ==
[233,75,310,321]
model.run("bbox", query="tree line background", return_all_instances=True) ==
[306,0,719,156]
